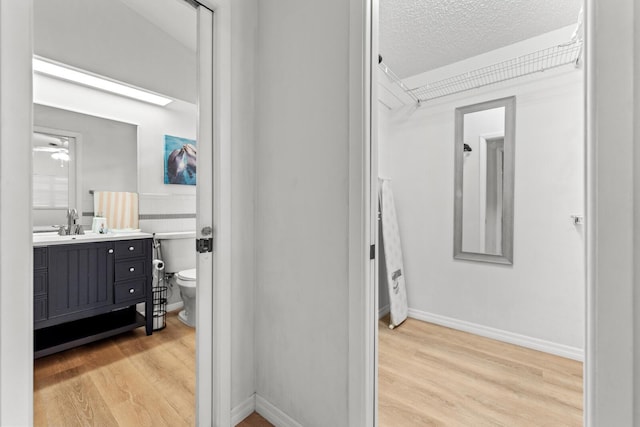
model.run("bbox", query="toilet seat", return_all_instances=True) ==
[176,268,196,287]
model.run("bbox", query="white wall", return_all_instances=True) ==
[34,0,196,103]
[230,0,257,413]
[379,67,585,351]
[255,0,350,425]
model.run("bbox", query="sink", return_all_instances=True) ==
[33,232,104,242]
[33,230,153,246]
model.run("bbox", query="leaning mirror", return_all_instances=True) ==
[454,96,515,264]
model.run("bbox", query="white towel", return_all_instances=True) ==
[93,191,139,231]
[379,178,408,328]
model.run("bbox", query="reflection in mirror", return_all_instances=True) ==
[32,130,78,230]
[461,107,505,254]
[33,104,139,233]
[454,96,515,264]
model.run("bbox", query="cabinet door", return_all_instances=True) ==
[47,242,114,319]
[34,296,47,322]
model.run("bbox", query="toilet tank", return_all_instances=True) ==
[154,231,196,273]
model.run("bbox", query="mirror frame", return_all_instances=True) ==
[453,96,515,264]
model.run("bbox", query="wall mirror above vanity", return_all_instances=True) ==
[454,96,516,264]
[32,127,81,231]
[32,104,138,232]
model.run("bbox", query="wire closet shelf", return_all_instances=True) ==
[386,40,583,105]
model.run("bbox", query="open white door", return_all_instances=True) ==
[195,5,214,426]
[195,3,231,426]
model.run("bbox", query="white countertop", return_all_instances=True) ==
[33,231,154,247]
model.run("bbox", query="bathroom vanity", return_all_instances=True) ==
[33,232,154,358]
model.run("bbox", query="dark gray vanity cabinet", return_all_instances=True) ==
[33,247,48,322]
[47,242,115,321]
[33,238,153,358]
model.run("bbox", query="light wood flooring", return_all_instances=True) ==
[35,311,581,426]
[34,311,272,427]
[378,317,583,426]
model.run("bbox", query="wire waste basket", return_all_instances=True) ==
[152,259,167,331]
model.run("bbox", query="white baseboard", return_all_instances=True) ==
[256,394,303,427]
[166,301,184,313]
[379,304,390,319]
[407,308,584,361]
[232,394,256,426]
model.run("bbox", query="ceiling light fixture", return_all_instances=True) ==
[33,57,173,107]
[33,146,64,153]
[51,151,70,162]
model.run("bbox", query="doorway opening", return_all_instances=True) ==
[372,1,586,425]
[30,0,219,425]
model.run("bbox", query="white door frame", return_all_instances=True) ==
[0,2,33,424]
[348,0,638,426]
[0,0,233,425]
[347,0,376,425]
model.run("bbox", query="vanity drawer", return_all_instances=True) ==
[33,247,47,270]
[114,279,146,304]
[115,259,147,281]
[114,240,148,260]
[34,296,47,322]
[34,270,47,296]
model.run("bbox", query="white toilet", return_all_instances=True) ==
[175,268,196,326]
[153,231,197,327]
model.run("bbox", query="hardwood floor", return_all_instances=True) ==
[34,311,272,427]
[35,310,580,426]
[378,317,583,426]
[236,412,275,427]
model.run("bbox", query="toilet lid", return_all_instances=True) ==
[177,268,197,282]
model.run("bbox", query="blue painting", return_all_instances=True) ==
[164,135,197,185]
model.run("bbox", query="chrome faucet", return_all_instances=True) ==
[67,208,78,233]
[58,208,84,235]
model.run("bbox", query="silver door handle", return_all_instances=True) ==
[129,267,135,272]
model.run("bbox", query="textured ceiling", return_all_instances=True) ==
[380,0,582,78]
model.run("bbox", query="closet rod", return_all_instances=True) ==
[377,8,583,107]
